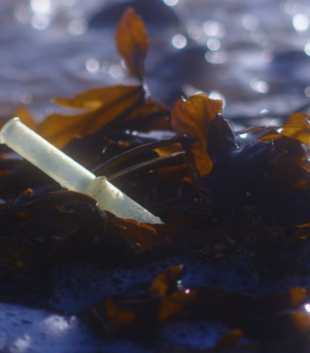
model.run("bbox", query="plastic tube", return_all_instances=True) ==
[0,118,162,224]
[0,118,95,192]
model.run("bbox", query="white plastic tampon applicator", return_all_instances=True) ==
[0,118,162,224]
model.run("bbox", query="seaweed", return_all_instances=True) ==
[83,265,309,343]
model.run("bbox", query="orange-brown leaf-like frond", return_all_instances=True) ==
[37,85,144,148]
[149,265,183,296]
[171,93,222,177]
[115,8,149,80]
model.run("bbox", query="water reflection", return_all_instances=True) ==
[209,91,226,108]
[14,0,87,32]
[163,0,179,6]
[260,108,270,114]
[85,58,100,73]
[68,18,88,35]
[250,79,269,94]
[11,335,31,353]
[109,64,126,79]
[4,0,310,123]
[203,20,225,38]
[206,38,221,51]
[304,86,310,97]
[42,315,73,336]
[242,14,259,31]
[29,0,54,30]
[30,0,52,14]
[172,34,187,49]
[31,13,51,30]
[20,93,33,105]
[187,21,203,41]
[292,13,309,31]
[14,5,32,24]
[304,43,310,55]
[261,50,274,63]
[205,51,226,64]
[183,84,204,97]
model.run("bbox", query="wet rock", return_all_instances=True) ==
[148,46,209,83]
[270,50,310,75]
[265,50,310,95]
[89,0,179,31]
[147,46,231,107]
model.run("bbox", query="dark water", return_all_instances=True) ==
[2,0,310,352]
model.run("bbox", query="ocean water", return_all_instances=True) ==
[2,0,310,124]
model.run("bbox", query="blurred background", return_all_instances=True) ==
[2,0,310,128]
